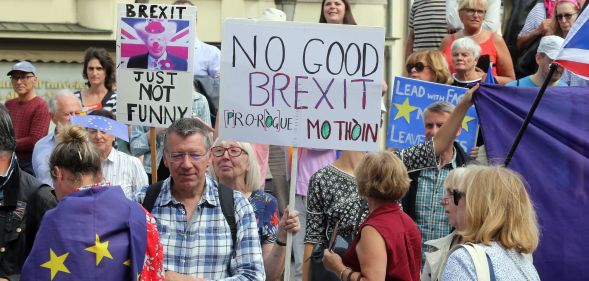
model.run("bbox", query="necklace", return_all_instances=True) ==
[465,28,483,38]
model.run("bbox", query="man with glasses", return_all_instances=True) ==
[401,101,475,264]
[5,61,50,176]
[507,36,567,87]
[133,118,265,281]
[32,90,82,186]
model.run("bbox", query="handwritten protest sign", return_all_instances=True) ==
[116,3,195,128]
[386,76,478,151]
[219,19,384,151]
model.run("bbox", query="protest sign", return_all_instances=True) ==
[219,19,384,151]
[386,76,478,151]
[116,3,195,128]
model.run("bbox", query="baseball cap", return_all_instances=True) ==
[259,8,287,21]
[537,36,565,60]
[7,61,36,76]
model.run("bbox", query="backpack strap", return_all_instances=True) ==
[142,181,164,213]
[461,243,491,281]
[217,183,237,258]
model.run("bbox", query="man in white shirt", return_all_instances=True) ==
[87,110,148,198]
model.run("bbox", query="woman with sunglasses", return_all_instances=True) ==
[405,50,453,85]
[551,0,589,86]
[440,165,540,280]
[209,139,300,281]
[439,0,515,84]
[421,167,469,281]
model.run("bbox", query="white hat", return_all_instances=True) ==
[259,8,287,21]
[537,36,565,60]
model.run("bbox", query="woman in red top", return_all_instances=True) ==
[439,0,515,84]
[322,151,421,281]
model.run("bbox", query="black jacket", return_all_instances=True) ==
[401,142,475,222]
[0,161,57,281]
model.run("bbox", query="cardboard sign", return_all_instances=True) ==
[386,77,478,151]
[116,3,195,128]
[219,19,384,151]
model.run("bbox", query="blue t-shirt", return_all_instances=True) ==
[506,76,567,87]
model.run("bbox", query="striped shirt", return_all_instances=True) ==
[73,90,117,113]
[409,0,448,51]
[133,177,265,280]
[102,148,148,199]
[519,3,546,36]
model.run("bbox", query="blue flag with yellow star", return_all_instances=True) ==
[70,115,130,142]
[386,77,478,151]
[475,84,589,281]
[21,186,147,281]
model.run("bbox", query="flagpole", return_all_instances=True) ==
[149,127,158,183]
[504,64,557,167]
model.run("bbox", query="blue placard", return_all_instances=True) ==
[386,77,478,152]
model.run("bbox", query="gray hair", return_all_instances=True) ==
[0,104,16,152]
[164,118,212,151]
[451,37,481,60]
[208,138,261,193]
[48,89,81,115]
[425,101,455,115]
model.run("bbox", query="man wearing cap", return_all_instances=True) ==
[0,103,56,281]
[507,36,568,87]
[127,20,188,71]
[5,61,51,176]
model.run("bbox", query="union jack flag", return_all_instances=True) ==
[120,18,190,61]
[554,5,589,79]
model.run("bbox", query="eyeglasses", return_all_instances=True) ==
[450,189,465,205]
[166,151,208,163]
[556,13,577,21]
[406,62,429,73]
[211,146,247,158]
[462,8,486,16]
[10,75,35,82]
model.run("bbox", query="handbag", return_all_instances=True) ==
[308,237,348,281]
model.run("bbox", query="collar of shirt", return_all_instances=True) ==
[0,152,15,178]
[157,176,220,208]
[104,148,118,164]
[148,52,168,69]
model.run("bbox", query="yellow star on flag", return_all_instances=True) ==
[393,98,418,123]
[123,259,131,266]
[41,249,70,280]
[462,115,475,132]
[85,234,113,266]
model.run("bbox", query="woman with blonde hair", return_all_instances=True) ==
[441,165,540,280]
[322,151,422,280]
[406,50,453,85]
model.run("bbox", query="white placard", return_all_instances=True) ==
[116,3,196,128]
[220,19,384,151]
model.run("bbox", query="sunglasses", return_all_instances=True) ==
[406,62,429,73]
[450,189,465,205]
[555,13,577,21]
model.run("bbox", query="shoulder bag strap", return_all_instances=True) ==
[142,181,164,212]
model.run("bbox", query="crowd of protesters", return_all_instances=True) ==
[0,0,587,280]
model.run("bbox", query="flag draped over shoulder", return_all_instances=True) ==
[21,187,147,281]
[474,84,589,281]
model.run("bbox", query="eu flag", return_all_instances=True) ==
[474,84,589,281]
[21,187,147,280]
[70,115,130,142]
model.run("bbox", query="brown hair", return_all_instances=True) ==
[50,125,102,184]
[459,165,539,253]
[319,0,357,25]
[82,47,116,91]
[406,50,453,84]
[355,151,410,201]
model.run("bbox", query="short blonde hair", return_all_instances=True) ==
[355,151,410,201]
[406,50,453,85]
[459,0,488,10]
[209,138,261,193]
[459,165,539,254]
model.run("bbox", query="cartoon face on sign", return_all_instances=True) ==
[120,18,190,72]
